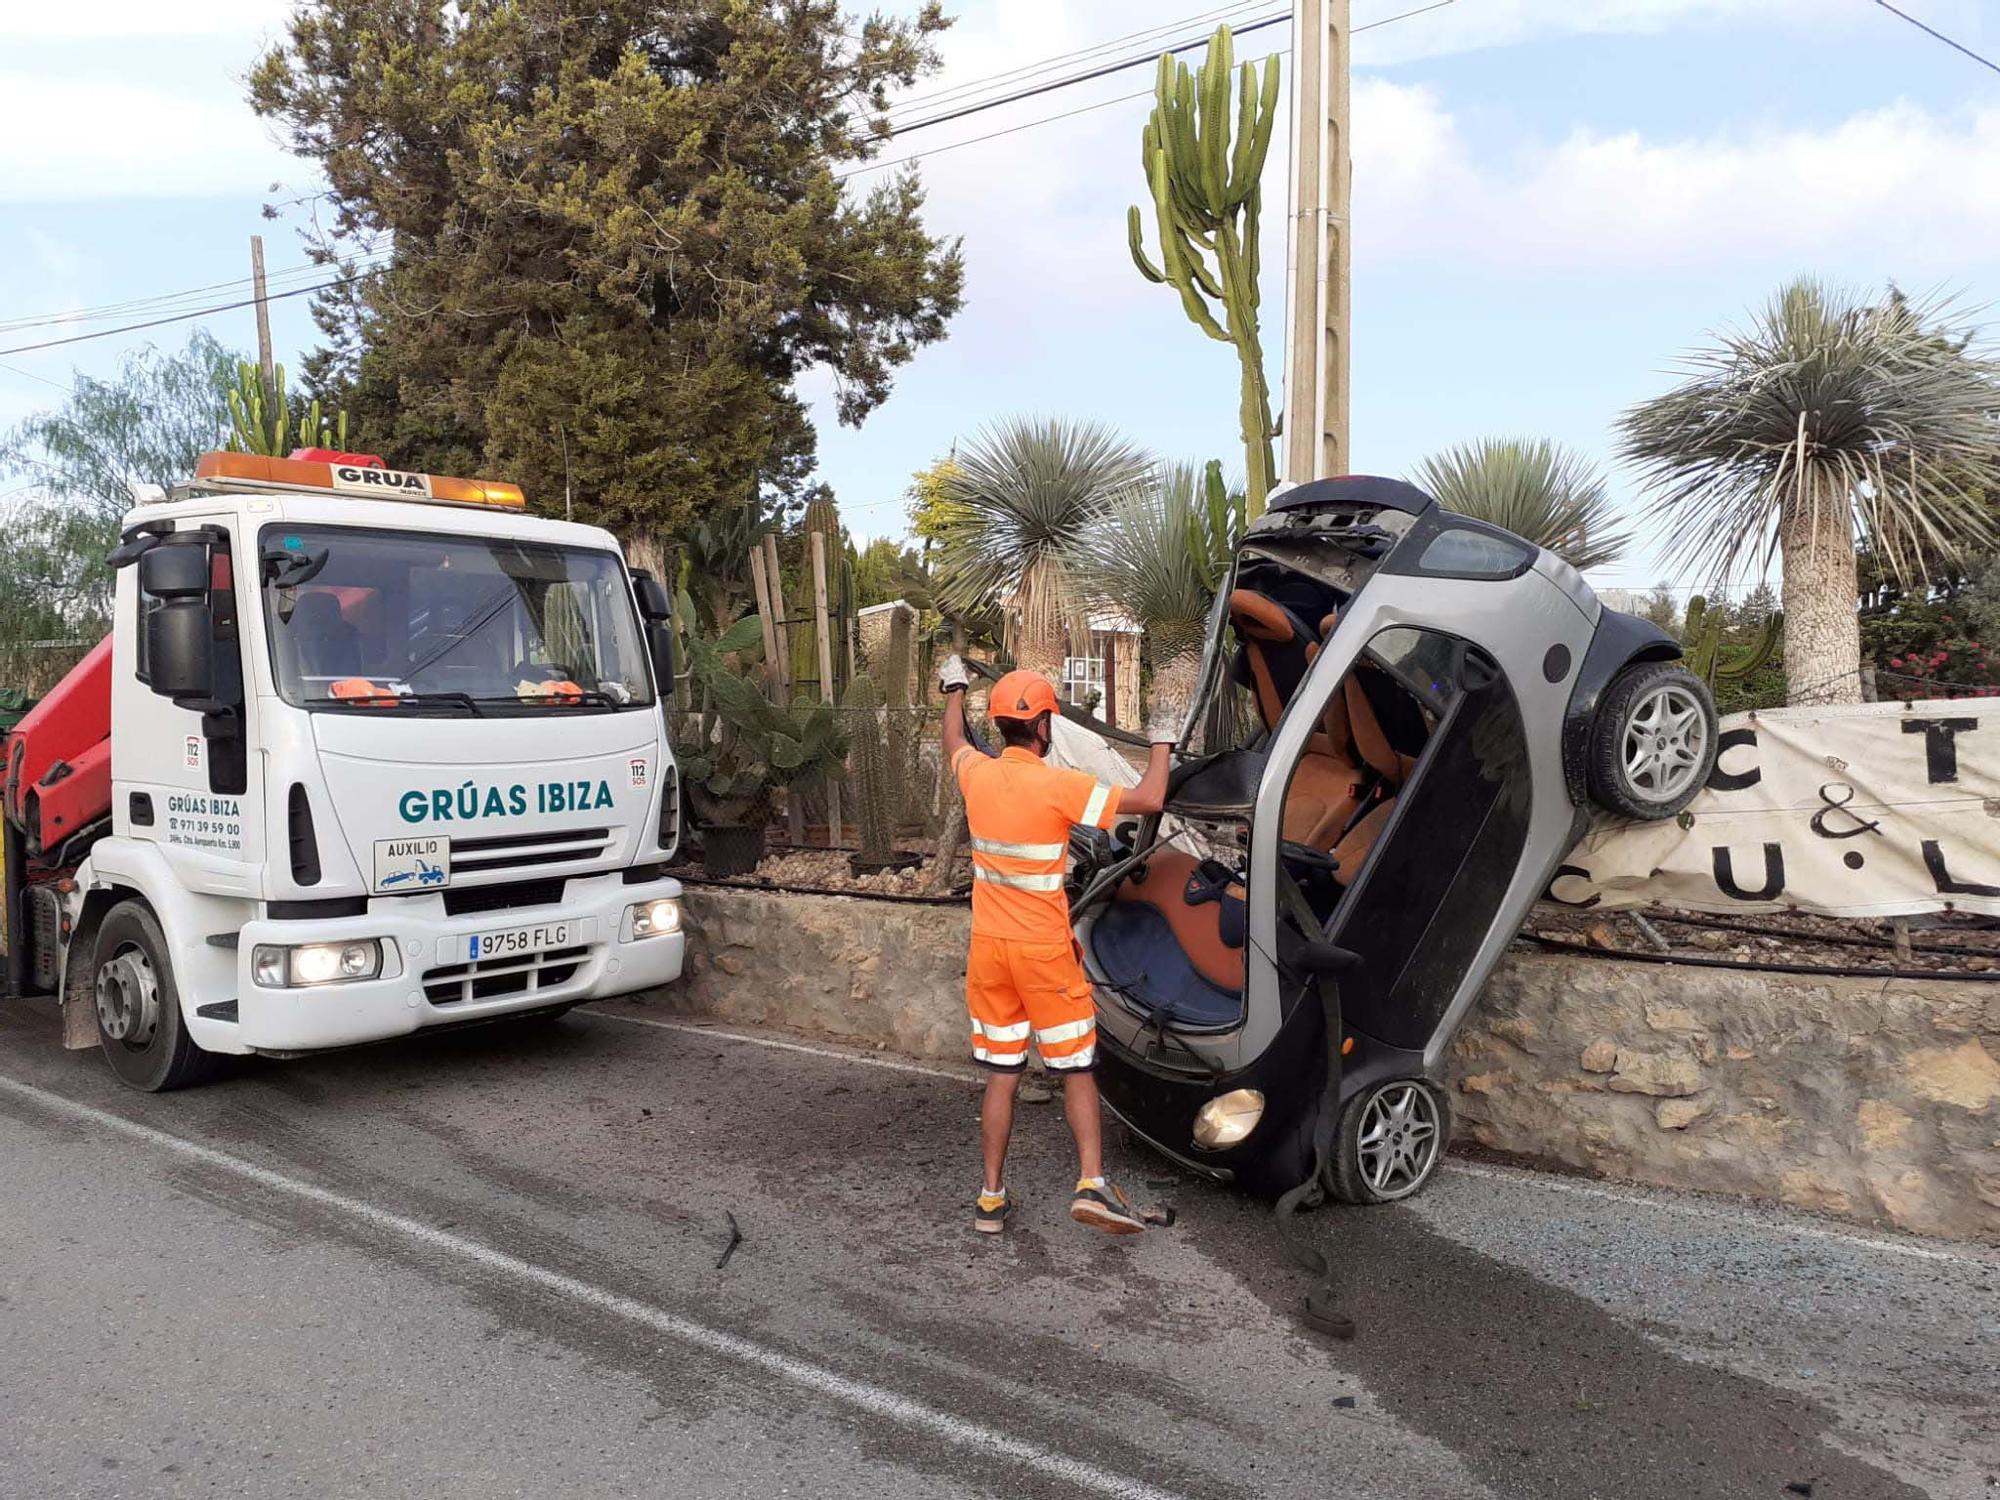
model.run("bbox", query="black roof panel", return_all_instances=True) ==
[1269,475,1437,516]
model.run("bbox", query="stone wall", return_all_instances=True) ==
[657,885,2000,1241]
[1454,952,2000,1241]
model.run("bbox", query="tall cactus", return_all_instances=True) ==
[226,361,352,457]
[1685,594,1784,688]
[842,672,896,870]
[793,497,851,698]
[1128,26,1281,515]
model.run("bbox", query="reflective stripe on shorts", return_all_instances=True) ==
[973,1046,1028,1066]
[1034,1018,1094,1046]
[972,1018,1032,1043]
[1043,1046,1096,1070]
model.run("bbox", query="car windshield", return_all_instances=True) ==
[261,524,654,711]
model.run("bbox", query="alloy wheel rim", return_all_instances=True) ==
[1621,683,1708,803]
[1355,1082,1441,1200]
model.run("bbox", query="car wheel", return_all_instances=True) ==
[1331,1078,1449,1204]
[1587,662,1719,820]
[94,901,219,1093]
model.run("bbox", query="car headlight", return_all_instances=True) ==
[628,898,681,939]
[1192,1088,1265,1149]
[252,939,385,989]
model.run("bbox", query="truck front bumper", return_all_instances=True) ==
[233,872,685,1053]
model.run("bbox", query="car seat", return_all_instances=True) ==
[1230,590,1364,849]
[291,590,363,677]
[1089,848,1247,1029]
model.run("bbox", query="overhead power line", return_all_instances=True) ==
[0,275,366,360]
[884,10,1291,138]
[894,0,1271,113]
[1869,0,2000,76]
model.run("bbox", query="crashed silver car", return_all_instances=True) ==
[1068,475,1719,1204]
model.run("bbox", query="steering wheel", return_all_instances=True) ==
[1280,840,1341,875]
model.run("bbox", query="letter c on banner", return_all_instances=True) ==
[1707,727,1761,792]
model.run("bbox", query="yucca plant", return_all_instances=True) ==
[1067,458,1242,741]
[930,417,1152,679]
[1414,438,1630,570]
[1620,279,2000,706]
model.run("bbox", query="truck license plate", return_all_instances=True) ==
[450,921,574,965]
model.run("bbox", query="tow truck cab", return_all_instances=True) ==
[3,449,685,1091]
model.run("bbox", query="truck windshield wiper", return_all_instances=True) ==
[301,691,485,716]
[469,689,620,711]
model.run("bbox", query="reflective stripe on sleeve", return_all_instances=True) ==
[971,866,1065,893]
[1034,1018,1095,1045]
[1079,783,1112,827]
[970,835,1067,861]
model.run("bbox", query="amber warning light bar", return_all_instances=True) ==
[193,449,526,508]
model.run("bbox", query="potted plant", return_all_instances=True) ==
[672,612,848,877]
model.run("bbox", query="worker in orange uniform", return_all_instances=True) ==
[938,657,1179,1234]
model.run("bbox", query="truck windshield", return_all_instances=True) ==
[261,525,654,711]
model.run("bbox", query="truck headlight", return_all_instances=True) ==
[1192,1088,1265,1149]
[252,939,385,988]
[627,898,681,939]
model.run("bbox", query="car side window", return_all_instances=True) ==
[1417,527,1532,579]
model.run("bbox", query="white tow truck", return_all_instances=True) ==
[2,447,685,1090]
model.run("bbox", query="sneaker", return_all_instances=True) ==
[1071,1177,1146,1235]
[975,1189,1013,1234]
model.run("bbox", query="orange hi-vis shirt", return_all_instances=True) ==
[954,745,1123,943]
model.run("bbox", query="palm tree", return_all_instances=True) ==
[931,417,1152,679]
[1413,438,1630,570]
[1620,279,2000,706]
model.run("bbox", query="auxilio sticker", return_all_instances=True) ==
[374,836,450,891]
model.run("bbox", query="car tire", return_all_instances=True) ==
[1586,661,1719,821]
[1330,1078,1449,1205]
[94,901,220,1093]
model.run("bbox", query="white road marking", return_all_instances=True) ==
[587,1009,980,1084]
[588,1009,1999,1270]
[0,1074,1190,1500]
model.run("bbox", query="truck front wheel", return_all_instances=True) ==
[94,901,217,1092]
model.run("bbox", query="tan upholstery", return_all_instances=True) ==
[1113,850,1246,991]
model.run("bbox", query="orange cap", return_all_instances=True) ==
[988,669,1060,721]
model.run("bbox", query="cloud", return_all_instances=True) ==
[0,75,300,201]
[1353,81,2000,275]
[0,1,279,38]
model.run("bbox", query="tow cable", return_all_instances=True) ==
[1274,872,1360,1339]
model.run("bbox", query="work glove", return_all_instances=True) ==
[1143,692,1191,746]
[937,653,970,695]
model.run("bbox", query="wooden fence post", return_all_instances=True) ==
[811,530,842,848]
[747,546,782,705]
[763,533,803,844]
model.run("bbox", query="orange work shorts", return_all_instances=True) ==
[965,933,1098,1074]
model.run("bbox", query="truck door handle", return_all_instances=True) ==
[129,793,154,827]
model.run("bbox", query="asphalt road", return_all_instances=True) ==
[1,995,1994,1500]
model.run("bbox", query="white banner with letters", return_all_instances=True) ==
[1553,697,2000,918]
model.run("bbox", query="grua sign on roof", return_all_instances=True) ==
[1553,698,2000,919]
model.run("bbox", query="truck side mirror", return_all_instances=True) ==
[147,599,214,700]
[140,537,215,701]
[138,539,209,599]
[631,572,672,622]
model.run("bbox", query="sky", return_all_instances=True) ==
[1,0,1996,597]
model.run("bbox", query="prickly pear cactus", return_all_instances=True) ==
[1128,26,1281,514]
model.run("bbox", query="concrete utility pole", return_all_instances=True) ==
[1282,0,1351,483]
[249,235,277,406]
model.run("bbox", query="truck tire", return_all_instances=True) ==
[1330,1078,1449,1204]
[1586,661,1719,821]
[93,900,218,1092]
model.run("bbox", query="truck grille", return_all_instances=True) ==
[423,945,591,1006]
[449,826,612,876]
